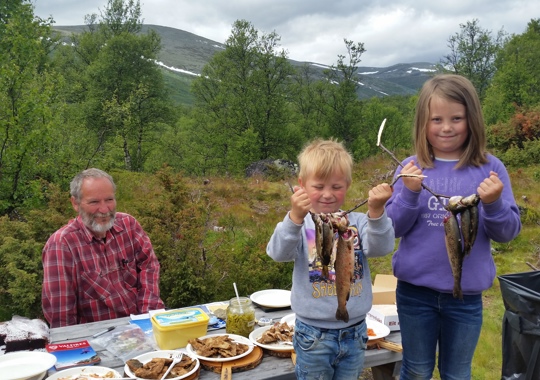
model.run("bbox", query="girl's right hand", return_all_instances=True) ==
[400,161,423,192]
[289,186,311,224]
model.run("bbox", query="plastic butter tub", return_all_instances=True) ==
[151,307,209,349]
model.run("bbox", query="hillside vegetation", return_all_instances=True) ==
[0,153,539,380]
[51,24,437,104]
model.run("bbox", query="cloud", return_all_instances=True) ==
[33,0,535,67]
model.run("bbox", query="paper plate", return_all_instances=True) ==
[46,366,122,380]
[367,319,390,340]
[250,289,291,308]
[278,313,388,340]
[249,325,294,352]
[124,350,199,380]
[0,351,56,380]
[185,333,253,362]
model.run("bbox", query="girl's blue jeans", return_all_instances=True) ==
[293,318,368,380]
[396,280,483,380]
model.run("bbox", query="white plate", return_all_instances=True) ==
[124,350,199,380]
[249,326,294,352]
[46,366,122,380]
[278,313,389,341]
[367,319,390,341]
[279,313,296,326]
[0,351,56,380]
[185,334,253,362]
[250,289,291,308]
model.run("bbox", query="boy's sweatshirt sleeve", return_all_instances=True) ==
[363,210,395,257]
[266,212,303,262]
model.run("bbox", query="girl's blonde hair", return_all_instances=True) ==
[414,74,488,168]
[297,138,353,185]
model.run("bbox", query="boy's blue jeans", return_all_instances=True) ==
[396,280,483,380]
[293,318,368,380]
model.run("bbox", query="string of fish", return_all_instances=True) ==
[311,211,356,323]
[443,194,480,300]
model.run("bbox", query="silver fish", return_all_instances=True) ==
[311,213,324,264]
[447,196,466,213]
[328,212,349,234]
[444,213,465,299]
[321,215,334,279]
[447,194,480,213]
[468,204,479,251]
[461,194,480,207]
[460,208,472,256]
[335,228,355,322]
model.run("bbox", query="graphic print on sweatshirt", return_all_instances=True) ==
[419,169,478,230]
[306,224,364,291]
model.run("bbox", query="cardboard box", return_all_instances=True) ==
[372,274,397,304]
[367,304,400,331]
[151,307,209,349]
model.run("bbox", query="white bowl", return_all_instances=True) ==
[45,366,122,380]
[0,351,56,380]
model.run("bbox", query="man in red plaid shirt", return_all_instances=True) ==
[42,168,165,327]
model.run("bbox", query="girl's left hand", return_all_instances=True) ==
[477,171,503,205]
[400,161,423,192]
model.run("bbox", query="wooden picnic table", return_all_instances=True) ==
[47,304,401,380]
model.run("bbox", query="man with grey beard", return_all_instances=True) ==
[42,168,165,328]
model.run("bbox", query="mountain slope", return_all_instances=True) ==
[52,24,437,103]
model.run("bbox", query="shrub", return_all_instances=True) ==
[499,139,540,167]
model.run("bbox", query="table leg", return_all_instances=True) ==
[371,361,402,380]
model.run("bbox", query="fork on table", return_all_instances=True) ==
[160,352,184,380]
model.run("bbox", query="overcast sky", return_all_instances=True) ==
[32,0,535,67]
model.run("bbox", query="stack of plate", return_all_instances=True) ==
[249,289,291,309]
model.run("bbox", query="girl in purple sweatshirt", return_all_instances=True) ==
[385,74,521,379]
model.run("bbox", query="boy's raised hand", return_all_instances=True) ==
[289,186,311,224]
[367,183,393,218]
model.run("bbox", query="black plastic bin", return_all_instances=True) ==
[499,271,540,380]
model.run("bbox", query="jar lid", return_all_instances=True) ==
[258,317,273,326]
[229,296,252,306]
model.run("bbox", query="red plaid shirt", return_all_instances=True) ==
[42,212,165,327]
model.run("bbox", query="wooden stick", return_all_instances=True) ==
[342,174,426,215]
[376,119,449,204]
[342,199,368,215]
[526,262,538,271]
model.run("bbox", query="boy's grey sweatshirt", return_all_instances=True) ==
[266,210,394,329]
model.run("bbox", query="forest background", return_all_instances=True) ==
[1,1,540,377]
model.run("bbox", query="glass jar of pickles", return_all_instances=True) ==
[225,297,256,337]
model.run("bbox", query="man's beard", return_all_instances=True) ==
[80,209,116,234]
